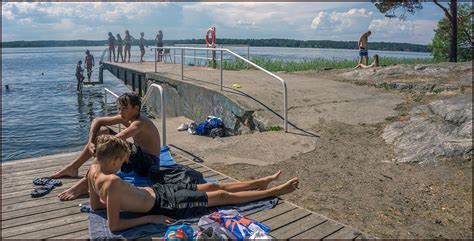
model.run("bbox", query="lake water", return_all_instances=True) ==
[1,46,431,162]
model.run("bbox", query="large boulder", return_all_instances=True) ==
[383,95,472,164]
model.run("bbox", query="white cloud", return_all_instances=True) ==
[311,8,373,33]
[369,18,437,44]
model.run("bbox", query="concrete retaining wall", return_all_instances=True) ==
[101,63,257,134]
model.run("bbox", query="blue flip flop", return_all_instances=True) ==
[31,184,55,198]
[33,177,62,187]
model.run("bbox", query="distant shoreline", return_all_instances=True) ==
[1,38,431,53]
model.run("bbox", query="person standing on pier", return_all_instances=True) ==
[155,30,164,62]
[51,92,162,201]
[75,60,85,91]
[116,33,124,62]
[358,30,371,66]
[84,50,95,82]
[124,30,135,62]
[139,32,146,62]
[108,32,116,62]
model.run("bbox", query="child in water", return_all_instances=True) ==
[75,60,85,91]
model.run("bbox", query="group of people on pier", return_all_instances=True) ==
[107,30,164,63]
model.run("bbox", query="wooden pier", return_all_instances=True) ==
[1,151,374,239]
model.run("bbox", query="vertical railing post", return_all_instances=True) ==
[173,48,176,64]
[220,50,223,91]
[154,48,157,73]
[194,46,196,66]
[104,89,107,104]
[181,48,184,80]
[247,45,250,69]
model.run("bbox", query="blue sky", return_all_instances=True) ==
[1,2,457,44]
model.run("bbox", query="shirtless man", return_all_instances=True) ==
[108,32,116,62]
[358,30,371,65]
[51,92,161,201]
[88,134,299,231]
[84,50,95,82]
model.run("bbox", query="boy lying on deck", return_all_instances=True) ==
[88,135,299,232]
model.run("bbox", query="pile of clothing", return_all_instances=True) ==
[164,210,272,241]
[177,116,226,138]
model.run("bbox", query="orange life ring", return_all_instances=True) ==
[205,27,216,48]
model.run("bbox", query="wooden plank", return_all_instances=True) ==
[51,229,89,239]
[1,152,79,167]
[1,164,90,180]
[2,158,78,174]
[2,196,87,212]
[264,208,310,231]
[2,206,82,229]
[1,213,87,238]
[2,179,79,196]
[323,226,362,239]
[248,202,296,221]
[2,200,81,220]
[2,184,83,204]
[271,213,326,239]
[8,220,88,239]
[292,220,344,239]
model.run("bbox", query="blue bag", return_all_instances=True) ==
[164,224,197,241]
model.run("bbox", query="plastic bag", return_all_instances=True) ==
[198,210,270,241]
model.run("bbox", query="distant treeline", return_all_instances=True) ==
[2,38,430,52]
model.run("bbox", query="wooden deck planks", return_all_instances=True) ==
[1,151,371,239]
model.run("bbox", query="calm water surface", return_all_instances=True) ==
[1,46,431,162]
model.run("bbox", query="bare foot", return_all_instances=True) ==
[275,177,299,196]
[57,178,88,201]
[50,165,79,179]
[257,170,282,190]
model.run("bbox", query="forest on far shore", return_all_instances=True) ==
[2,38,431,52]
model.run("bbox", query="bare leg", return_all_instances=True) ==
[50,127,111,178]
[57,177,88,201]
[197,170,281,193]
[206,178,299,207]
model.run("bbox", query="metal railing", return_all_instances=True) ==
[103,84,167,146]
[141,83,166,146]
[151,46,288,132]
[103,88,121,132]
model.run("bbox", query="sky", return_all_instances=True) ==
[1,1,460,45]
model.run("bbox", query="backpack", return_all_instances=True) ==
[195,116,225,137]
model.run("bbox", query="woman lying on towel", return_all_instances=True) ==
[87,135,299,232]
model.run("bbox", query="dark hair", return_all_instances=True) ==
[368,30,372,34]
[117,92,141,109]
[78,60,82,64]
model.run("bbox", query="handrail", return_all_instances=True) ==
[141,83,166,146]
[151,46,288,132]
[103,88,121,132]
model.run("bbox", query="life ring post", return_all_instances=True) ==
[205,27,217,69]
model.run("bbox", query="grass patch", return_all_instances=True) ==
[268,126,283,131]
[210,57,442,72]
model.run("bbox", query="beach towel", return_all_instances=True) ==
[82,197,278,240]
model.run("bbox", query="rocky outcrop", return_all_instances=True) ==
[338,61,472,92]
[383,95,472,164]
